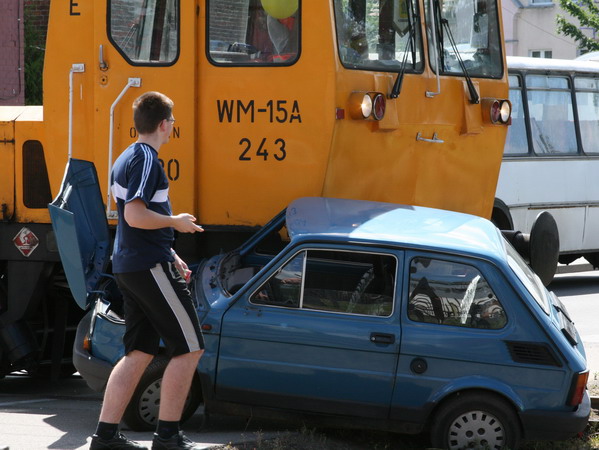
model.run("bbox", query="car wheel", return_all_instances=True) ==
[430,391,521,450]
[122,355,203,431]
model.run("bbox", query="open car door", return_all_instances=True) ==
[49,159,111,309]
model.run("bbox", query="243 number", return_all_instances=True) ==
[239,138,286,161]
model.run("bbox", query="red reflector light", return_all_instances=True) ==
[568,371,588,406]
[201,324,213,331]
[490,100,501,124]
[372,94,386,121]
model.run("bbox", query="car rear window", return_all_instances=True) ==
[408,257,507,329]
[504,240,551,315]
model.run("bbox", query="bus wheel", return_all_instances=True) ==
[122,355,203,431]
[430,391,521,450]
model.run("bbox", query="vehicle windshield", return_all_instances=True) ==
[424,0,502,78]
[504,238,550,315]
[334,0,423,71]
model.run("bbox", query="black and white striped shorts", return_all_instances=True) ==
[115,261,204,357]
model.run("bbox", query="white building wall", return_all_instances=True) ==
[502,0,580,58]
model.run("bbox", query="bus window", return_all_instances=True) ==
[109,0,179,65]
[424,0,502,78]
[208,0,299,65]
[505,75,528,155]
[526,75,577,155]
[575,77,599,154]
[334,0,423,71]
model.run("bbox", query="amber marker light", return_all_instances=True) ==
[83,333,92,352]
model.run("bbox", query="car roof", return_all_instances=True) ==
[286,197,505,260]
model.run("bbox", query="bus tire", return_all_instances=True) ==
[491,198,513,230]
[122,355,203,431]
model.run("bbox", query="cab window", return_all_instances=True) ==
[109,0,179,65]
[424,0,502,78]
[208,0,300,65]
[334,0,423,72]
[408,257,507,329]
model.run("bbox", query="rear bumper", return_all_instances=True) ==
[73,312,113,392]
[520,392,591,441]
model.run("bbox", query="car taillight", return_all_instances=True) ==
[568,371,588,406]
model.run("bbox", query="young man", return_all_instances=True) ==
[90,92,205,450]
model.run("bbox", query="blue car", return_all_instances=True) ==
[49,159,590,449]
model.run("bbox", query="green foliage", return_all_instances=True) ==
[24,6,45,105]
[557,0,599,53]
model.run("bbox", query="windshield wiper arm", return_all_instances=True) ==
[440,18,480,104]
[390,0,417,99]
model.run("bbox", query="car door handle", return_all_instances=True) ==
[370,332,395,345]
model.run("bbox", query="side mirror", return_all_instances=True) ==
[501,211,559,286]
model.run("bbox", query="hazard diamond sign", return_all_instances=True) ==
[13,227,40,257]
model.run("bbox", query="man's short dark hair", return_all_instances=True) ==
[133,92,174,135]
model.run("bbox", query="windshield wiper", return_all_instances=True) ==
[390,0,417,99]
[440,18,480,104]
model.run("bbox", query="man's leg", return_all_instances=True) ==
[158,349,203,421]
[99,350,154,423]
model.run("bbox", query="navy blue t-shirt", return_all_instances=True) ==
[111,142,174,273]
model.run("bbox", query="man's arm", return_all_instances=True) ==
[124,198,203,233]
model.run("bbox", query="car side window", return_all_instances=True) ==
[251,252,305,308]
[408,257,507,329]
[251,249,396,317]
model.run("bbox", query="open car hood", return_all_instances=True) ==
[49,159,110,309]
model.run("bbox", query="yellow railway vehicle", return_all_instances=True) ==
[0,0,510,377]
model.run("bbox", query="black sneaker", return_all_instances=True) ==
[90,432,148,450]
[151,431,201,450]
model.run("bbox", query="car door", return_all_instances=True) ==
[48,159,111,310]
[216,244,403,419]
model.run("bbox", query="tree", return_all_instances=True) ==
[556,0,599,53]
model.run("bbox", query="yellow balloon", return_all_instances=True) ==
[260,0,298,19]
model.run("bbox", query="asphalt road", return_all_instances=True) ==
[0,267,597,450]
[0,373,284,450]
[550,267,599,381]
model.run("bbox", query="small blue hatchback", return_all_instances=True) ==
[50,160,590,449]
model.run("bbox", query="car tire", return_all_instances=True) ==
[430,391,521,450]
[122,355,203,431]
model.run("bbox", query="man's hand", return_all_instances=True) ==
[173,252,192,283]
[172,213,204,233]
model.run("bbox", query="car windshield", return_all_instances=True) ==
[504,238,550,315]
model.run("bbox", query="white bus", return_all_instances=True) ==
[493,56,599,277]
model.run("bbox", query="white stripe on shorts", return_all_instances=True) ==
[150,264,201,352]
